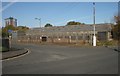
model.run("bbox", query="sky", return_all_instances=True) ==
[2,2,118,28]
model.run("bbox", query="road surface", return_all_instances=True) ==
[2,43,118,74]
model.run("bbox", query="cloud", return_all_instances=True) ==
[67,19,76,22]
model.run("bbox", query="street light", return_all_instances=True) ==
[93,2,96,46]
[35,18,41,28]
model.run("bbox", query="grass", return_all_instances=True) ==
[97,40,118,46]
[0,46,9,52]
[17,40,118,47]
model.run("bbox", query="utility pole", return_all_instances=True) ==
[93,2,96,46]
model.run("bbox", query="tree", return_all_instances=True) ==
[2,25,29,37]
[111,15,120,40]
[2,25,16,37]
[81,23,85,25]
[45,23,53,27]
[17,26,29,31]
[66,21,81,26]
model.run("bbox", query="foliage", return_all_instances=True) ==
[17,26,29,31]
[66,21,81,25]
[0,46,9,52]
[97,40,118,46]
[66,21,85,26]
[45,23,53,27]
[2,25,29,37]
[111,16,120,40]
[2,25,16,37]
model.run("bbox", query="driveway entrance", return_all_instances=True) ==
[42,36,47,42]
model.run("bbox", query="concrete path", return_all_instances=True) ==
[2,49,28,60]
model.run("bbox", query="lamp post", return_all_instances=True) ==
[35,18,42,42]
[93,2,96,46]
[35,18,41,28]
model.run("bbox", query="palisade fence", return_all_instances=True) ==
[11,24,111,45]
[12,32,94,45]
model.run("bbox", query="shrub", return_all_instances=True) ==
[97,40,118,46]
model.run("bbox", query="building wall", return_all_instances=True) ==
[15,32,110,46]
[5,17,17,27]
[16,31,94,45]
[13,24,112,44]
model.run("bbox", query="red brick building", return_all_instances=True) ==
[5,17,17,27]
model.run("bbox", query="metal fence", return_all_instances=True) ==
[13,32,93,45]
[11,30,110,45]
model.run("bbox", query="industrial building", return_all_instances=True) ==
[16,24,112,45]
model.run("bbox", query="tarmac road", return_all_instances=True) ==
[2,43,118,74]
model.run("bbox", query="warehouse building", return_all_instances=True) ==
[16,24,112,45]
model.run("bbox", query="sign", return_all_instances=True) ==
[8,29,13,33]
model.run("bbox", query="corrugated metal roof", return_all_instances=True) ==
[26,24,112,35]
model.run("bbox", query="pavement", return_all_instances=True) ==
[1,48,28,60]
[1,45,118,61]
[106,46,120,52]
[2,43,118,74]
